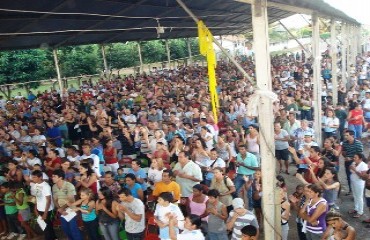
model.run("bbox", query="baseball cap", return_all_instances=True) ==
[232,198,245,209]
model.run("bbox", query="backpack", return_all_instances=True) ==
[223,176,237,198]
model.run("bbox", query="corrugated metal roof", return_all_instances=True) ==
[0,0,359,50]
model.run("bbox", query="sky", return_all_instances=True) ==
[279,0,370,29]
[324,0,370,25]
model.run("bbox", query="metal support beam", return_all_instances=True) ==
[251,1,279,239]
[52,49,63,92]
[312,13,322,146]
[341,23,347,85]
[187,38,193,65]
[330,19,338,106]
[137,42,143,74]
[101,44,109,75]
[175,0,254,84]
[279,20,311,55]
[165,39,171,69]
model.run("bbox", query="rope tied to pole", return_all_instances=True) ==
[246,90,278,117]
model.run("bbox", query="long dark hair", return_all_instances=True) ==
[80,162,94,177]
[99,186,113,210]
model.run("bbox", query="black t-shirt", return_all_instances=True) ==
[117,133,136,155]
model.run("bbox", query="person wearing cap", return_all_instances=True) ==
[296,132,318,158]
[226,198,259,240]
[291,120,315,151]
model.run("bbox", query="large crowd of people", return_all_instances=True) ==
[0,48,368,240]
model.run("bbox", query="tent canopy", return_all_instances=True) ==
[0,0,359,50]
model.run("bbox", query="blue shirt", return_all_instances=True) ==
[236,152,259,176]
[125,183,142,199]
[46,127,62,147]
[128,168,147,191]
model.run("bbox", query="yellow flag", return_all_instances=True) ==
[197,21,219,123]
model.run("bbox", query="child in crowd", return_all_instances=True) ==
[13,182,36,239]
[115,167,126,187]
[68,188,101,240]
[154,192,184,240]
[0,182,22,240]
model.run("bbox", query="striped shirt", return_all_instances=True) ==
[305,199,327,234]
[228,210,259,240]
[342,139,363,159]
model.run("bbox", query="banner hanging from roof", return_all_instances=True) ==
[197,20,219,123]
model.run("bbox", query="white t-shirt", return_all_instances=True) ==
[67,155,81,163]
[31,134,46,146]
[55,147,65,158]
[202,132,214,151]
[178,229,205,240]
[121,198,145,233]
[27,157,42,166]
[154,203,185,240]
[31,181,54,212]
[350,161,369,182]
[147,168,164,184]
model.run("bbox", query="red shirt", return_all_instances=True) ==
[45,157,62,177]
[348,109,363,125]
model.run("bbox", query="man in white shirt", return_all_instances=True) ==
[234,98,247,117]
[66,145,81,168]
[196,149,226,186]
[80,143,101,177]
[349,155,369,217]
[173,151,202,198]
[30,170,57,240]
[121,108,137,130]
[117,188,145,239]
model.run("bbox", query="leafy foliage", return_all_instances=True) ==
[0,38,199,92]
[0,49,55,85]
[58,45,101,77]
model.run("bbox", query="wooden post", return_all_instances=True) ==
[52,49,63,92]
[187,38,193,66]
[137,42,143,74]
[358,26,362,54]
[165,39,171,69]
[352,25,355,64]
[341,23,347,85]
[251,0,279,239]
[312,13,322,147]
[101,44,109,76]
[346,25,351,79]
[331,19,338,106]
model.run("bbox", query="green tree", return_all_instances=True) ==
[169,39,187,59]
[58,45,101,77]
[105,42,139,69]
[141,40,166,63]
[0,49,54,98]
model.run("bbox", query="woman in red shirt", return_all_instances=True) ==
[347,102,365,139]
[103,139,119,174]
[45,149,62,178]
